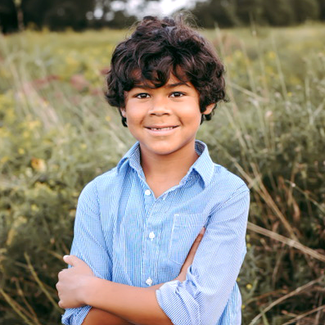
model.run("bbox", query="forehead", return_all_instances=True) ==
[131,69,190,88]
[165,74,188,85]
[138,75,188,86]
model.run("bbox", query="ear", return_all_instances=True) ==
[202,103,215,115]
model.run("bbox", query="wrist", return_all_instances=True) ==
[81,275,97,306]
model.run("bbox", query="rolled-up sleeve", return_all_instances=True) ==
[156,186,249,325]
[62,180,112,325]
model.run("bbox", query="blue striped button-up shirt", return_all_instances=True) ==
[62,140,250,325]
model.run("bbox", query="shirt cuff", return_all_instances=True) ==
[156,280,201,325]
[61,305,92,325]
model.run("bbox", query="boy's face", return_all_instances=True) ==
[121,74,213,159]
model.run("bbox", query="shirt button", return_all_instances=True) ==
[145,189,151,196]
[149,232,155,240]
[146,277,153,286]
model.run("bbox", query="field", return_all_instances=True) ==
[0,23,325,324]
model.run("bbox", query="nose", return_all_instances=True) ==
[149,96,170,116]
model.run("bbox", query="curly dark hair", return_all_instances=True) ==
[105,15,226,127]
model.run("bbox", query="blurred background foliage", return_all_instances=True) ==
[0,2,325,324]
[1,0,325,32]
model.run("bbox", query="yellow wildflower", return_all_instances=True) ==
[31,158,46,172]
[1,156,9,164]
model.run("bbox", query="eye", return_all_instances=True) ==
[170,92,185,98]
[135,93,150,99]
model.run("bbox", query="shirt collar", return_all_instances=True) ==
[117,141,142,174]
[117,140,215,188]
[191,140,215,188]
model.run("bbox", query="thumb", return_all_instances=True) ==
[63,255,82,267]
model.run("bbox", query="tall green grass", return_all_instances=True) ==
[0,25,324,324]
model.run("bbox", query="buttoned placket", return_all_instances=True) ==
[140,173,194,287]
[142,186,157,286]
[149,231,155,241]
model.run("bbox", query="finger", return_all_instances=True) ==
[183,227,205,266]
[57,269,66,280]
[197,227,205,240]
[63,255,82,267]
[190,227,205,254]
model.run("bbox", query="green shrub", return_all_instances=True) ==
[1,26,325,324]
[200,26,325,325]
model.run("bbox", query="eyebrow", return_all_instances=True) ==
[133,81,190,89]
[166,82,190,88]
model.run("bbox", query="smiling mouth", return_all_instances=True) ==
[146,126,178,131]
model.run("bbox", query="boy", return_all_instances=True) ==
[56,15,250,325]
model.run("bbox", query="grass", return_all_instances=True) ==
[0,24,325,324]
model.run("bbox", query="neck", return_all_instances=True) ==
[140,143,199,197]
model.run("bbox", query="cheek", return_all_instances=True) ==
[124,111,145,134]
[124,105,140,121]
[126,111,144,124]
[181,105,202,123]
[189,111,203,130]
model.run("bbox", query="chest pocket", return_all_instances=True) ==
[168,213,208,265]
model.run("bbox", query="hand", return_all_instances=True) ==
[56,255,94,309]
[177,227,205,282]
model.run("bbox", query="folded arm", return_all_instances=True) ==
[156,186,250,325]
[59,178,249,325]
[57,229,205,325]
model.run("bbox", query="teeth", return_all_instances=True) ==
[150,127,174,131]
